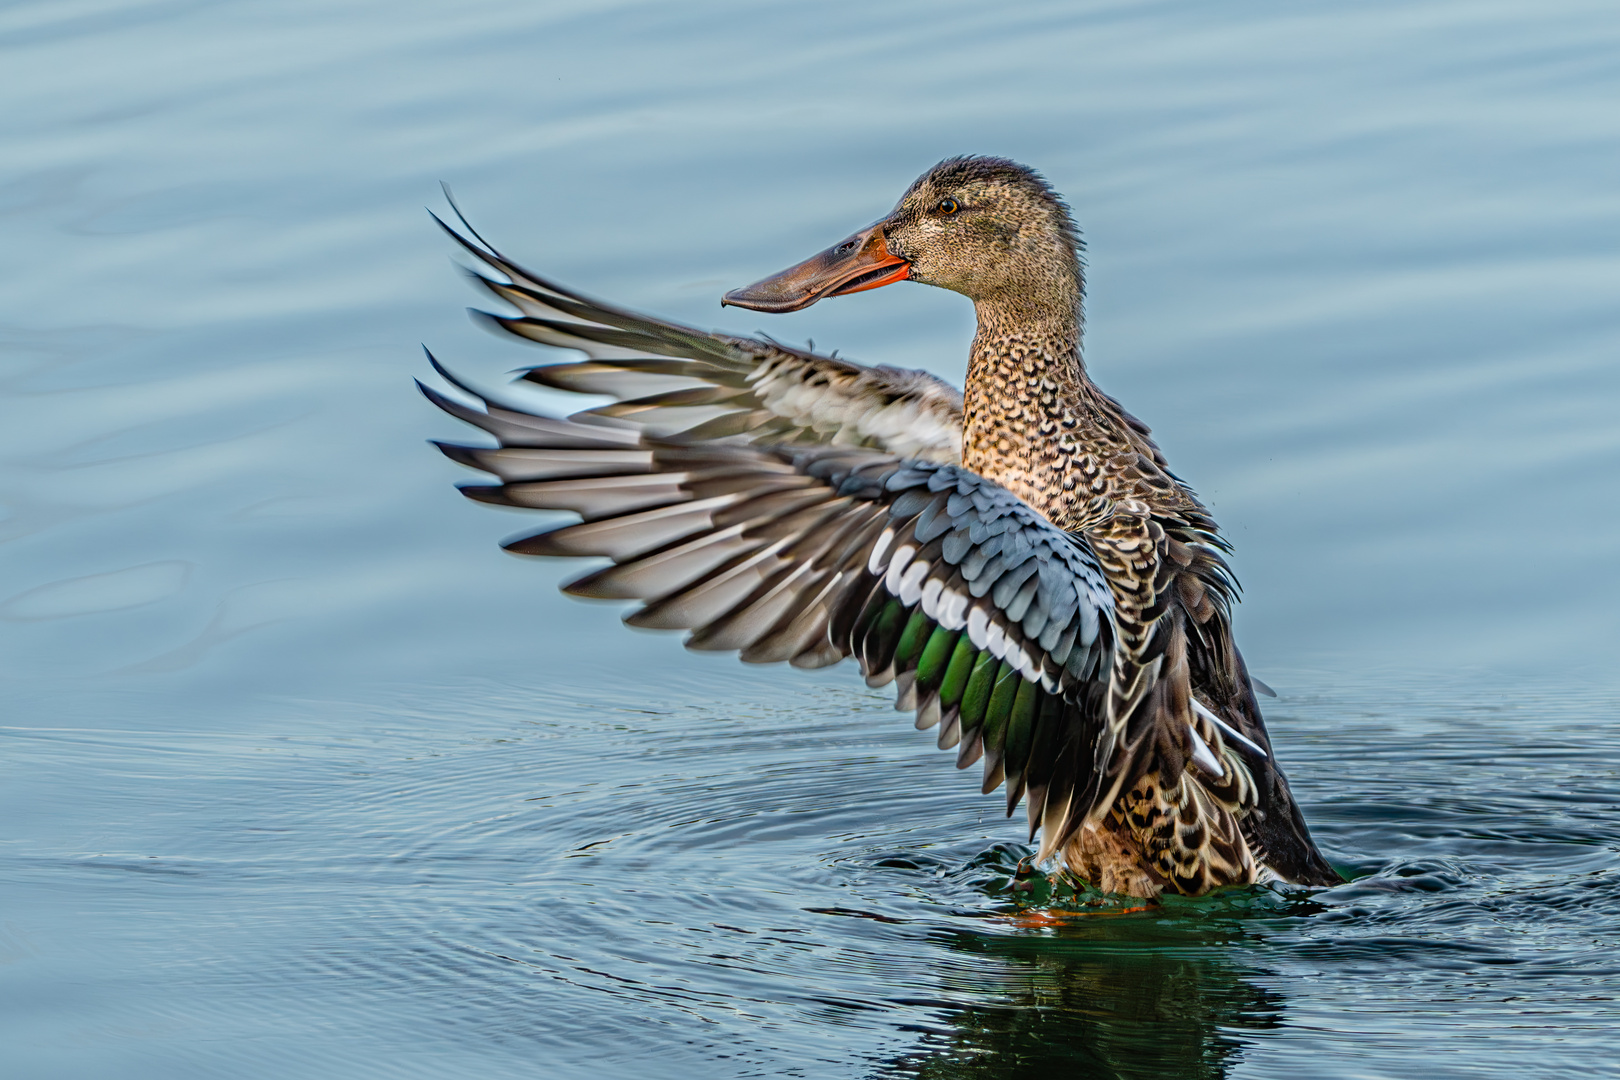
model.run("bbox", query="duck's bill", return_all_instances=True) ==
[721,223,909,313]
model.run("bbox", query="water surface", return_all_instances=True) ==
[3,1,1619,1077]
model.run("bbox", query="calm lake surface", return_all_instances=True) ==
[3,1,1618,1076]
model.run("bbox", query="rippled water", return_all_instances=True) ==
[4,1,1619,1077]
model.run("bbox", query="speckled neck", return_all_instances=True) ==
[961,295,1192,531]
[961,297,1089,517]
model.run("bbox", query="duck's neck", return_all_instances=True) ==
[962,290,1187,529]
[964,249,1088,395]
[961,292,1096,507]
[967,293,1086,379]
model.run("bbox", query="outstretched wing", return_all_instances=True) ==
[424,363,1118,853]
[434,202,963,462]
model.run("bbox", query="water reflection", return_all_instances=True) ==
[882,916,1284,1080]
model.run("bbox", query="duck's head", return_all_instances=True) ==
[723,156,1083,315]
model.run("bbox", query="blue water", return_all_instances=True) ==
[3,1,1619,1076]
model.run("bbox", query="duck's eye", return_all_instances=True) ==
[935,197,960,216]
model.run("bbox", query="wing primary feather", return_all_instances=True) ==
[958,651,999,731]
[1004,680,1040,776]
[893,608,933,669]
[913,625,959,690]
[1023,695,1067,835]
[956,723,985,770]
[937,635,978,707]
[980,660,1020,760]
[914,693,942,732]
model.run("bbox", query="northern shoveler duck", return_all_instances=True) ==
[424,156,1341,898]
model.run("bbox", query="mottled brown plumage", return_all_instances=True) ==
[427,157,1340,898]
[797,156,1335,895]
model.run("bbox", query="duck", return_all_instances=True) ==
[423,155,1341,898]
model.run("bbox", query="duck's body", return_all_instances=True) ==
[965,315,1255,896]
[428,157,1340,897]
